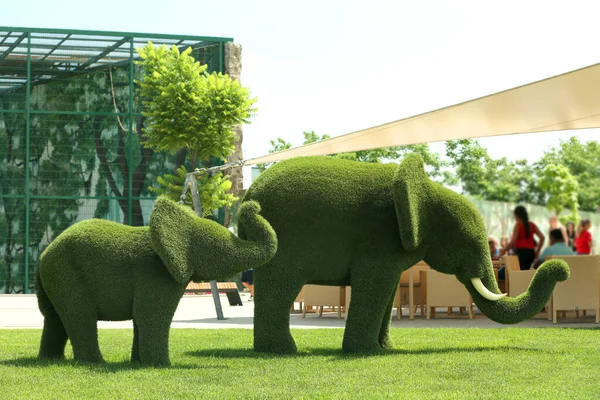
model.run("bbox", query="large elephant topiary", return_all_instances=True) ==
[240,154,569,354]
[36,197,277,366]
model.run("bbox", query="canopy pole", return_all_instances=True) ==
[180,172,225,320]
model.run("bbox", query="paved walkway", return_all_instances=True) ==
[1,294,598,329]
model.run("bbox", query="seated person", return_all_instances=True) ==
[490,236,507,281]
[241,268,254,300]
[532,228,575,269]
[488,236,501,260]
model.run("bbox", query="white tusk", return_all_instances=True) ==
[470,278,507,301]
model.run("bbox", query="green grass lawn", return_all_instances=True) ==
[1,328,599,399]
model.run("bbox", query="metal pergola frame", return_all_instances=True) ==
[0,27,232,94]
[0,27,233,318]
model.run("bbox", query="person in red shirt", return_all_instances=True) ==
[500,206,545,270]
[575,219,593,255]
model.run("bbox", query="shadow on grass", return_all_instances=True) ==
[186,345,542,360]
[0,357,227,371]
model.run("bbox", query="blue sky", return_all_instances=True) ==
[4,0,600,162]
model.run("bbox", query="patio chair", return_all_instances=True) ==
[302,285,345,319]
[394,262,429,319]
[502,255,521,294]
[504,255,550,317]
[421,270,473,319]
[291,286,306,313]
[550,255,599,324]
[504,256,535,296]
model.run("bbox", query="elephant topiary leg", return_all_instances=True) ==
[136,318,172,366]
[131,322,140,363]
[62,317,103,363]
[343,262,400,353]
[254,266,303,354]
[49,286,103,363]
[378,282,399,349]
[132,284,182,366]
[39,315,68,359]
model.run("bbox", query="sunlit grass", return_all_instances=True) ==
[1,328,599,399]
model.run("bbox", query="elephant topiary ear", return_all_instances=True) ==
[392,153,431,251]
[148,197,197,284]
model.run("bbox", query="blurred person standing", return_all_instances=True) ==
[501,206,545,270]
[575,219,593,255]
[565,221,576,252]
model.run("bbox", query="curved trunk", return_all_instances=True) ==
[193,201,278,281]
[149,197,277,284]
[459,259,570,324]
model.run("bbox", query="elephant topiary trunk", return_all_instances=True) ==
[36,197,277,366]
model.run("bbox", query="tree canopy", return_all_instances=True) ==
[538,164,579,221]
[137,43,256,167]
[260,134,596,223]
[137,43,256,215]
[259,131,448,180]
[537,137,600,212]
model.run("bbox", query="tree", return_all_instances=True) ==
[445,139,544,237]
[538,164,579,222]
[259,131,447,180]
[538,137,600,212]
[445,139,539,204]
[256,138,292,172]
[137,43,257,215]
[26,63,169,227]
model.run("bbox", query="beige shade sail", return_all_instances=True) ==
[245,63,600,166]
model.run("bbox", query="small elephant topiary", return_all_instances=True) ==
[240,154,570,354]
[36,197,277,366]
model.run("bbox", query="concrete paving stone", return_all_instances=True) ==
[1,294,598,330]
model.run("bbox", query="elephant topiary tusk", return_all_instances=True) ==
[471,278,507,301]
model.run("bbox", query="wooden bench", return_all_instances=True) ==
[185,282,243,306]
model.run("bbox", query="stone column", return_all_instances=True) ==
[224,43,245,227]
[224,43,244,198]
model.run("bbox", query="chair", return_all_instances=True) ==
[550,256,599,324]
[502,255,521,295]
[420,270,473,319]
[504,255,550,317]
[302,285,345,319]
[507,269,536,297]
[492,259,505,292]
[291,286,306,313]
[185,281,243,306]
[394,262,429,319]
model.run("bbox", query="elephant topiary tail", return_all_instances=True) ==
[35,261,54,318]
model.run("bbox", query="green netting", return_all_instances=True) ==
[0,27,229,293]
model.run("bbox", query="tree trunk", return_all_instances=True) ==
[93,116,151,227]
[4,214,12,294]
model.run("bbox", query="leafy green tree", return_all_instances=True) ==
[0,106,27,293]
[137,43,256,214]
[27,65,161,227]
[147,166,235,217]
[445,139,545,237]
[256,138,292,172]
[445,139,539,204]
[538,137,600,212]
[538,164,579,222]
[259,131,447,180]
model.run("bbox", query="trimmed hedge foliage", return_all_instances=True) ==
[242,154,569,354]
[36,197,277,366]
